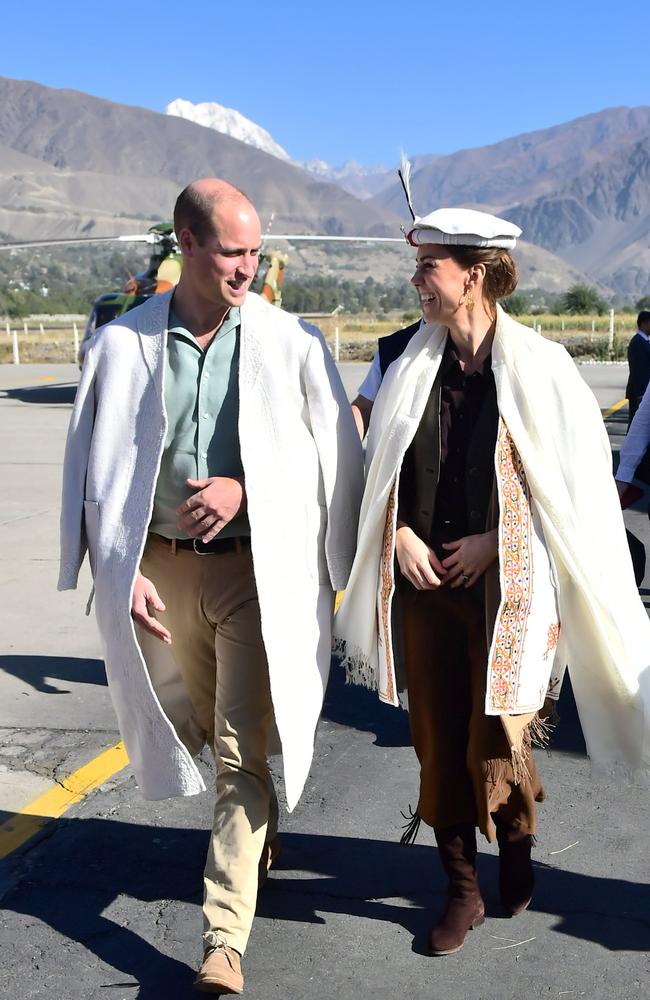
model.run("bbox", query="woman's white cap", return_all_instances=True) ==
[406,207,521,249]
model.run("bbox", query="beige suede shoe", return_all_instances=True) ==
[193,944,244,994]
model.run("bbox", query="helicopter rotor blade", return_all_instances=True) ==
[262,234,404,243]
[0,233,162,252]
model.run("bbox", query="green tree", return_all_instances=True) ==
[502,292,528,315]
[562,284,607,315]
[635,295,650,311]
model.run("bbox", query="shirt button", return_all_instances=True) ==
[469,466,480,477]
[201,451,207,459]
[202,412,209,419]
[470,509,481,519]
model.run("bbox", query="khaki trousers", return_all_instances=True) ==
[140,534,278,956]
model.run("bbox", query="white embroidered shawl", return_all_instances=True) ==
[333,305,650,784]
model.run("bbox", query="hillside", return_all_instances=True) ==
[0,76,401,241]
[373,107,650,296]
[0,77,635,294]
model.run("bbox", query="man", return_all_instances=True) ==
[59,179,363,994]
[625,310,650,425]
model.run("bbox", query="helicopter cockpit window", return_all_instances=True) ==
[95,302,126,327]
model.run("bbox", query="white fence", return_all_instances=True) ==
[3,318,81,364]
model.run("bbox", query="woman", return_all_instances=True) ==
[334,207,650,957]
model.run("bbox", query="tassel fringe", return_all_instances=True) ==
[507,709,557,785]
[332,637,377,692]
[399,805,421,845]
[530,712,554,750]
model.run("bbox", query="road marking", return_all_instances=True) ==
[602,398,627,420]
[0,741,128,860]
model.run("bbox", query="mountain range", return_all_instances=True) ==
[165,98,394,198]
[1,75,649,296]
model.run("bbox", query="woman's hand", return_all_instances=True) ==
[442,529,498,588]
[396,525,447,590]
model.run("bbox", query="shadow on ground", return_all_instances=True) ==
[324,658,587,758]
[0,655,107,694]
[0,382,77,405]
[322,659,411,747]
[0,818,648,1000]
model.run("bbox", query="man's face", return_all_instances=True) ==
[180,203,262,311]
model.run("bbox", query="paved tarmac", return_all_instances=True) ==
[0,361,648,1000]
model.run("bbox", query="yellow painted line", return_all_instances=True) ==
[0,741,128,860]
[602,398,628,420]
[39,375,55,382]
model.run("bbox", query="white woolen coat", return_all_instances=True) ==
[59,290,363,810]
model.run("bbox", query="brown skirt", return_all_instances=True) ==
[398,582,544,843]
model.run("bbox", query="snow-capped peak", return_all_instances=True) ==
[165,98,293,163]
[164,98,392,198]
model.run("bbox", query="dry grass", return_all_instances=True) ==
[0,328,79,364]
[0,311,637,364]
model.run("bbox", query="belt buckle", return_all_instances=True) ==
[192,537,210,555]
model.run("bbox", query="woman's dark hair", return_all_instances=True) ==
[447,246,519,307]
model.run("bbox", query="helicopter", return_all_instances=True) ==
[0,159,415,349]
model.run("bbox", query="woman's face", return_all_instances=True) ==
[410,245,470,324]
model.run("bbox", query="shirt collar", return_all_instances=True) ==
[168,305,240,342]
[442,334,492,377]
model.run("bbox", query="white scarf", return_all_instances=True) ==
[334,305,650,784]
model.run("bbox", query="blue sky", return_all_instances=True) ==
[3,0,648,167]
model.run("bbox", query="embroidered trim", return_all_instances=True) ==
[543,622,560,661]
[489,425,534,711]
[378,482,397,703]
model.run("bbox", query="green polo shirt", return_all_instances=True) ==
[149,306,250,540]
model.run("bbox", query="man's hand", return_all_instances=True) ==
[442,530,498,588]
[396,525,446,590]
[176,476,245,541]
[131,572,172,644]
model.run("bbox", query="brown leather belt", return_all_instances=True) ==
[150,533,251,555]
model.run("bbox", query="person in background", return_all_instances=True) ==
[335,206,650,959]
[616,377,650,503]
[625,310,650,425]
[59,178,363,995]
[351,318,421,438]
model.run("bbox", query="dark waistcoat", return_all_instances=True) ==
[398,353,499,545]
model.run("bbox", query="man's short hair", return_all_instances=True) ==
[638,311,650,329]
[173,182,250,246]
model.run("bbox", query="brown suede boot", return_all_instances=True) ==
[429,824,485,956]
[496,821,534,917]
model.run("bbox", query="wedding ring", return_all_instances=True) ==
[462,574,469,582]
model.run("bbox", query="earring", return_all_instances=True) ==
[465,290,475,312]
